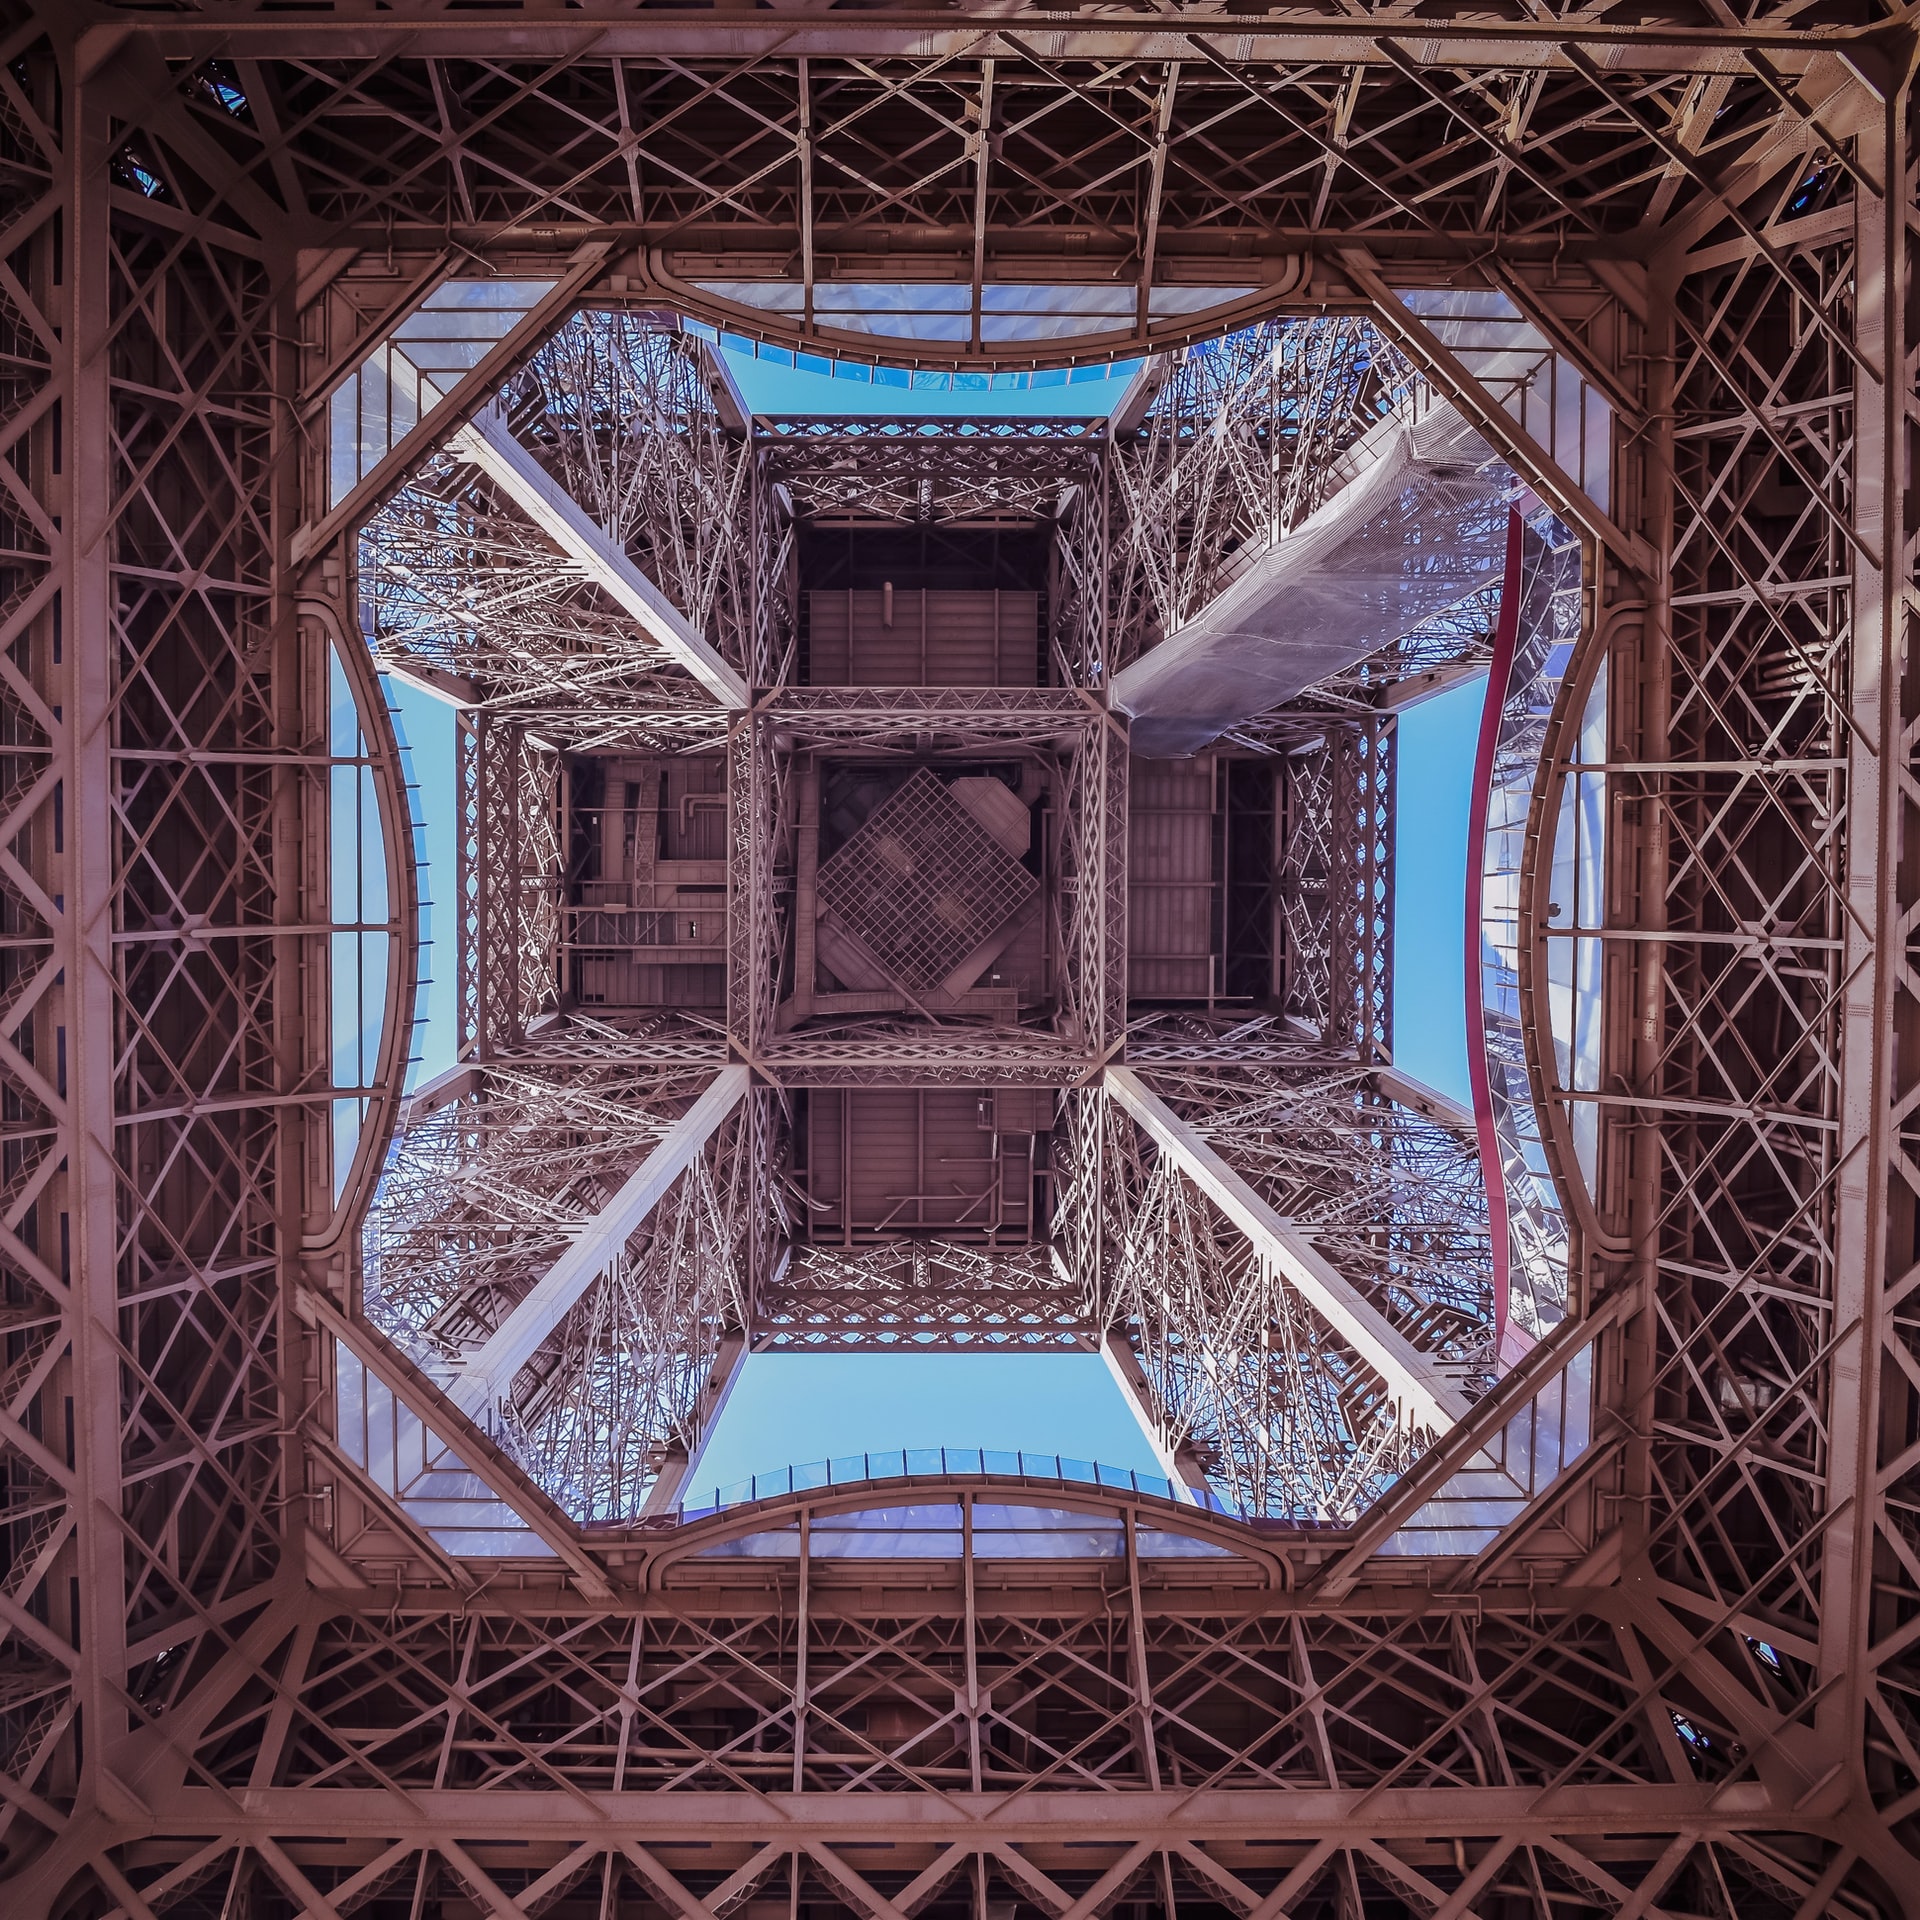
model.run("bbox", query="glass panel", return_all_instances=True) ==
[706,318,1142,397]
[1545,665,1610,1190]
[691,1501,1234,1561]
[1476,514,1586,1362]
[974,1504,1123,1559]
[1398,288,1612,514]
[332,1336,556,1558]
[328,279,557,505]
[1135,1530,1238,1559]
[1146,286,1256,318]
[698,1530,804,1557]
[328,644,391,1200]
[808,1530,962,1557]
[680,1456,1229,1520]
[831,1505,964,1528]
[698,277,1258,351]
[972,1504,1115,1529]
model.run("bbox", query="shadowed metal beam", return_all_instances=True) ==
[1106,1066,1473,1431]
[97,17,1844,66]
[448,406,750,709]
[448,1065,752,1420]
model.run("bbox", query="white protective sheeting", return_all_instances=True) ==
[1114,398,1510,757]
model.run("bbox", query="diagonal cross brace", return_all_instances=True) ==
[448,1065,751,1420]
[448,406,750,709]
[1105,1067,1472,1433]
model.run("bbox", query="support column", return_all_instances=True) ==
[61,59,129,1783]
[1100,1330,1215,1503]
[640,1329,749,1516]
[1816,80,1898,1782]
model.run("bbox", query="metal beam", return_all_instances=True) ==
[63,50,129,1792]
[1369,1065,1475,1134]
[83,15,1849,64]
[447,1066,751,1420]
[641,1329,750,1517]
[1113,398,1506,757]
[303,1288,613,1599]
[292,245,612,567]
[448,406,749,709]
[1099,1328,1217,1503]
[1105,1068,1472,1432]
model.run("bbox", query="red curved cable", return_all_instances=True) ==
[1464,508,1523,1366]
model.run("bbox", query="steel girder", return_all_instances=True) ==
[0,9,1915,1920]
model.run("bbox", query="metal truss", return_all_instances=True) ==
[1108,317,1413,675]
[503,316,758,681]
[5,9,1918,1919]
[1090,1021,1491,1521]
[459,716,563,1055]
[758,1243,1089,1352]
[363,1020,763,1519]
[738,689,1124,1076]
[361,452,714,740]
[1273,720,1395,1059]
[761,418,1101,526]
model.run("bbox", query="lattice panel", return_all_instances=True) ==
[11,21,1920,1917]
[816,769,1037,996]
[759,1243,1088,1350]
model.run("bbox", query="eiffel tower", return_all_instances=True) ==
[0,7,1915,1917]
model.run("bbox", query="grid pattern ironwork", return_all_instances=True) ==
[4,12,1915,1918]
[815,768,1038,996]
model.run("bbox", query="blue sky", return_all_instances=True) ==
[1390,674,1485,1109]
[377,344,1485,1487]
[689,1352,1165,1497]
[722,343,1142,417]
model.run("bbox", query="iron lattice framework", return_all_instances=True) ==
[0,9,1914,1920]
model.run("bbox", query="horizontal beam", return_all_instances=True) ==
[95,17,1843,67]
[1376,659,1490,712]
[146,1779,1783,1843]
[448,1066,751,1419]
[1106,1067,1472,1432]
[380,648,479,708]
[449,407,749,709]
[1370,1065,1475,1133]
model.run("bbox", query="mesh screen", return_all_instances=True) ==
[817,768,1038,994]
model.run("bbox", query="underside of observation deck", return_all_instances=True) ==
[2,7,1918,1920]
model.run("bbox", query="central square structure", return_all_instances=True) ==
[816,767,1039,999]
